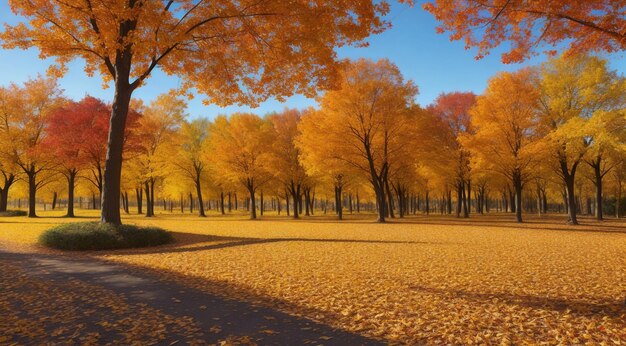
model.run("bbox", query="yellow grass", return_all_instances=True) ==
[1,209,625,344]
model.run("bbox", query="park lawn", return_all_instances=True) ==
[1,210,625,344]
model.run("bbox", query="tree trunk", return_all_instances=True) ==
[462,182,469,218]
[456,183,462,217]
[248,183,257,219]
[0,188,8,212]
[304,188,311,216]
[180,193,184,213]
[136,188,143,214]
[27,171,37,218]
[260,191,264,216]
[66,172,76,217]
[220,191,225,215]
[189,192,194,214]
[52,192,57,210]
[336,185,343,220]
[385,178,395,218]
[564,175,578,224]
[0,174,14,212]
[291,183,299,219]
[513,174,523,223]
[101,80,133,225]
[145,181,154,217]
[592,161,603,221]
[228,192,232,212]
[561,159,579,225]
[195,176,206,217]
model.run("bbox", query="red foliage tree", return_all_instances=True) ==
[45,96,141,216]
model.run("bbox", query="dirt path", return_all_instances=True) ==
[0,249,383,345]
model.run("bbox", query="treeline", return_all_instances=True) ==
[1,53,625,224]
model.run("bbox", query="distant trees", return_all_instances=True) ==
[173,118,211,217]
[536,54,626,224]
[208,114,274,219]
[298,59,418,223]
[45,97,102,217]
[429,92,476,218]
[268,109,309,219]
[0,76,64,217]
[129,94,184,217]
[464,69,541,223]
[0,56,624,224]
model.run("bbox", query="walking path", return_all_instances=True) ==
[0,249,383,345]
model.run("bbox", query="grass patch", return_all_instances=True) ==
[0,210,28,217]
[39,222,173,251]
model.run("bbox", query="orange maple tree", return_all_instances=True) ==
[420,0,626,63]
[1,0,390,224]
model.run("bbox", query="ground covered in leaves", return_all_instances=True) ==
[1,210,625,344]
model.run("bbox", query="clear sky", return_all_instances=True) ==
[1,1,625,119]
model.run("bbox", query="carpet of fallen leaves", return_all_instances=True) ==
[1,210,625,344]
[0,259,206,345]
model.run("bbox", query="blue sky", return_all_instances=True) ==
[1,1,625,119]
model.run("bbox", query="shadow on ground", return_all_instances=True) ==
[0,249,384,345]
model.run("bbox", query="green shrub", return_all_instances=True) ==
[39,222,173,251]
[0,210,28,217]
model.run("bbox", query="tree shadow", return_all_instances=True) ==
[1,250,385,345]
[100,232,456,255]
[399,220,626,235]
[152,213,626,234]
[408,284,625,318]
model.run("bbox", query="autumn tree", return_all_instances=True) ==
[298,59,418,222]
[2,0,390,225]
[0,91,19,212]
[297,109,353,221]
[0,76,65,217]
[76,97,112,200]
[537,54,625,224]
[583,109,626,220]
[0,161,17,213]
[128,93,184,217]
[208,113,274,219]
[464,68,541,223]
[44,98,101,217]
[422,0,626,63]
[268,109,309,219]
[428,92,476,218]
[173,118,210,217]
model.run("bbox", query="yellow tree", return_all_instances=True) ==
[298,59,418,222]
[297,108,355,220]
[208,113,274,219]
[0,76,65,217]
[464,68,541,223]
[267,109,309,219]
[1,0,390,224]
[584,109,626,220]
[172,118,211,217]
[609,159,626,218]
[537,54,625,224]
[128,93,185,217]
